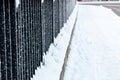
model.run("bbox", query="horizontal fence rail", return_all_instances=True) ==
[0,0,76,80]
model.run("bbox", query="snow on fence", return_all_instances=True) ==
[0,0,76,80]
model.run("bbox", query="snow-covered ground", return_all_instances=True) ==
[32,4,120,80]
[64,5,120,80]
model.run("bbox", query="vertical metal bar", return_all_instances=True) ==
[59,0,62,29]
[29,0,32,78]
[51,0,54,43]
[23,0,26,79]
[35,0,38,70]
[24,0,29,79]
[26,0,31,79]
[27,5,28,79]
[16,0,21,79]
[34,0,36,70]
[53,1,55,38]
[4,0,12,80]
[7,0,13,80]
[31,0,34,76]
[39,0,42,66]
[61,0,64,28]
[21,0,25,80]
[36,0,38,69]
[65,0,67,22]
[30,0,35,76]
[53,0,58,38]
[57,0,60,37]
[34,0,37,70]
[63,0,66,24]
[0,1,3,79]
[38,0,40,66]
[33,0,35,75]
[0,0,7,80]
[30,0,34,77]
[64,0,66,23]
[36,0,38,67]
[41,0,45,54]
[36,0,39,67]
[20,0,24,80]
[9,0,17,80]
[66,0,68,19]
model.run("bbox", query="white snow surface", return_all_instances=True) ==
[64,5,120,80]
[31,5,78,80]
[31,5,120,80]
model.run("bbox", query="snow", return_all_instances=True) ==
[31,4,120,80]
[31,5,78,80]
[64,5,120,80]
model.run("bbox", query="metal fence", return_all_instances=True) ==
[0,0,76,80]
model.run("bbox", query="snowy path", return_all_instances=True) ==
[64,5,120,80]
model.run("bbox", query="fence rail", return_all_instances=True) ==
[0,0,76,80]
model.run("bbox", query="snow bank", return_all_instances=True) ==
[31,5,78,80]
[64,5,120,80]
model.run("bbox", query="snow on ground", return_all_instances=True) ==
[31,5,78,80]
[64,5,120,80]
[31,4,120,80]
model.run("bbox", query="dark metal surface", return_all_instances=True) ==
[53,0,59,38]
